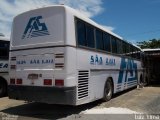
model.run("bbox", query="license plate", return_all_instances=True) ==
[28,74,38,80]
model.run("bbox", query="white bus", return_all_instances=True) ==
[9,5,143,105]
[0,36,9,97]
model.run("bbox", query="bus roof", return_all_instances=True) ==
[12,5,137,49]
[132,43,142,50]
[63,5,123,40]
[143,48,160,52]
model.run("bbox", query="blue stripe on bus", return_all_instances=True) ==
[127,83,137,87]
[127,81,137,85]
[118,58,138,84]
[118,57,126,84]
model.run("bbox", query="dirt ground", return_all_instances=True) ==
[99,86,160,114]
[0,86,160,120]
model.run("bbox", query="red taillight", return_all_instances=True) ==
[44,79,52,85]
[55,79,64,86]
[10,79,15,84]
[10,65,16,69]
[16,79,22,84]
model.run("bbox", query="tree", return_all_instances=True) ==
[137,39,160,49]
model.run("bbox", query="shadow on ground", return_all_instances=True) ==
[1,87,138,120]
[147,81,160,87]
[1,100,102,119]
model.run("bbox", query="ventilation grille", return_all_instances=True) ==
[78,70,89,99]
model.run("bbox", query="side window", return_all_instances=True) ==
[122,41,126,55]
[129,45,132,57]
[86,25,95,48]
[130,45,134,58]
[137,48,141,59]
[117,39,122,54]
[111,36,117,53]
[133,46,137,58]
[96,29,103,50]
[103,33,111,52]
[76,19,95,48]
[77,20,86,46]
[125,43,130,56]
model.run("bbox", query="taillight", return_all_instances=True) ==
[16,79,22,84]
[10,65,16,69]
[10,57,16,70]
[55,79,64,86]
[10,79,15,84]
[44,79,52,85]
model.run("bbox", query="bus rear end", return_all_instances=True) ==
[9,6,76,105]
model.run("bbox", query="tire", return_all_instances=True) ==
[102,79,113,101]
[0,80,7,97]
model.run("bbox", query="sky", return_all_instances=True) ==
[0,0,160,44]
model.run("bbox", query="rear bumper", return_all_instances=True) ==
[8,85,76,105]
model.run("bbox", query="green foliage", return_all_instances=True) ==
[137,39,160,49]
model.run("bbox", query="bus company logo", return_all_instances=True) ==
[22,16,50,39]
[90,55,116,66]
[0,63,8,68]
[118,58,137,84]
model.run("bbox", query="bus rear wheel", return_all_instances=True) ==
[0,80,7,97]
[103,79,113,101]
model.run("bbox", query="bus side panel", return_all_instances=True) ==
[65,8,76,46]
[76,49,121,105]
[65,47,77,87]
[76,48,142,105]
